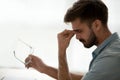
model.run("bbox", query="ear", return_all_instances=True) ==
[92,20,101,31]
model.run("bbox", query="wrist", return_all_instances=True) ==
[37,64,47,73]
[58,48,66,56]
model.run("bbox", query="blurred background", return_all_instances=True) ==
[0,0,120,80]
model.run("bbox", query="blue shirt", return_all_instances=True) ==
[82,33,120,80]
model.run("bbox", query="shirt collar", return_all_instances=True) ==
[92,32,119,59]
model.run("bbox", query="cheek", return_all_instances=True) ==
[83,31,91,41]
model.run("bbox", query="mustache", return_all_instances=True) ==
[79,39,85,42]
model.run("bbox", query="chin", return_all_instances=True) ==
[84,44,93,48]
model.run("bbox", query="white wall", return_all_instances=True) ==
[0,0,120,79]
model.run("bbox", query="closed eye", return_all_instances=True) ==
[73,29,82,33]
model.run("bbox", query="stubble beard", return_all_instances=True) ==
[80,30,97,48]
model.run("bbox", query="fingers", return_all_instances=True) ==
[58,29,75,39]
[25,55,33,69]
[57,29,75,49]
[65,30,74,39]
[62,29,74,34]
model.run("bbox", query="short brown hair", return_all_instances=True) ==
[64,0,108,26]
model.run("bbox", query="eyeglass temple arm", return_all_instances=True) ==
[18,39,34,54]
[13,51,25,64]
[18,39,33,49]
[13,51,32,65]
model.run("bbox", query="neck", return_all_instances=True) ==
[96,28,112,46]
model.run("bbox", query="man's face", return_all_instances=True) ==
[72,18,97,48]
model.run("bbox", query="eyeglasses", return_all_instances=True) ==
[13,39,34,65]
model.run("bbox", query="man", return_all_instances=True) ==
[25,0,120,80]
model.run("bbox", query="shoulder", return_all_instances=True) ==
[82,39,120,80]
[100,38,120,57]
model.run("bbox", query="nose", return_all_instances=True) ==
[76,34,81,40]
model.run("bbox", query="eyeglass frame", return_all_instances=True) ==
[13,39,34,65]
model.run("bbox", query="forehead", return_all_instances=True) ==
[71,18,87,30]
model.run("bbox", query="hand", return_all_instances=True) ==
[57,29,74,50]
[25,55,46,73]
